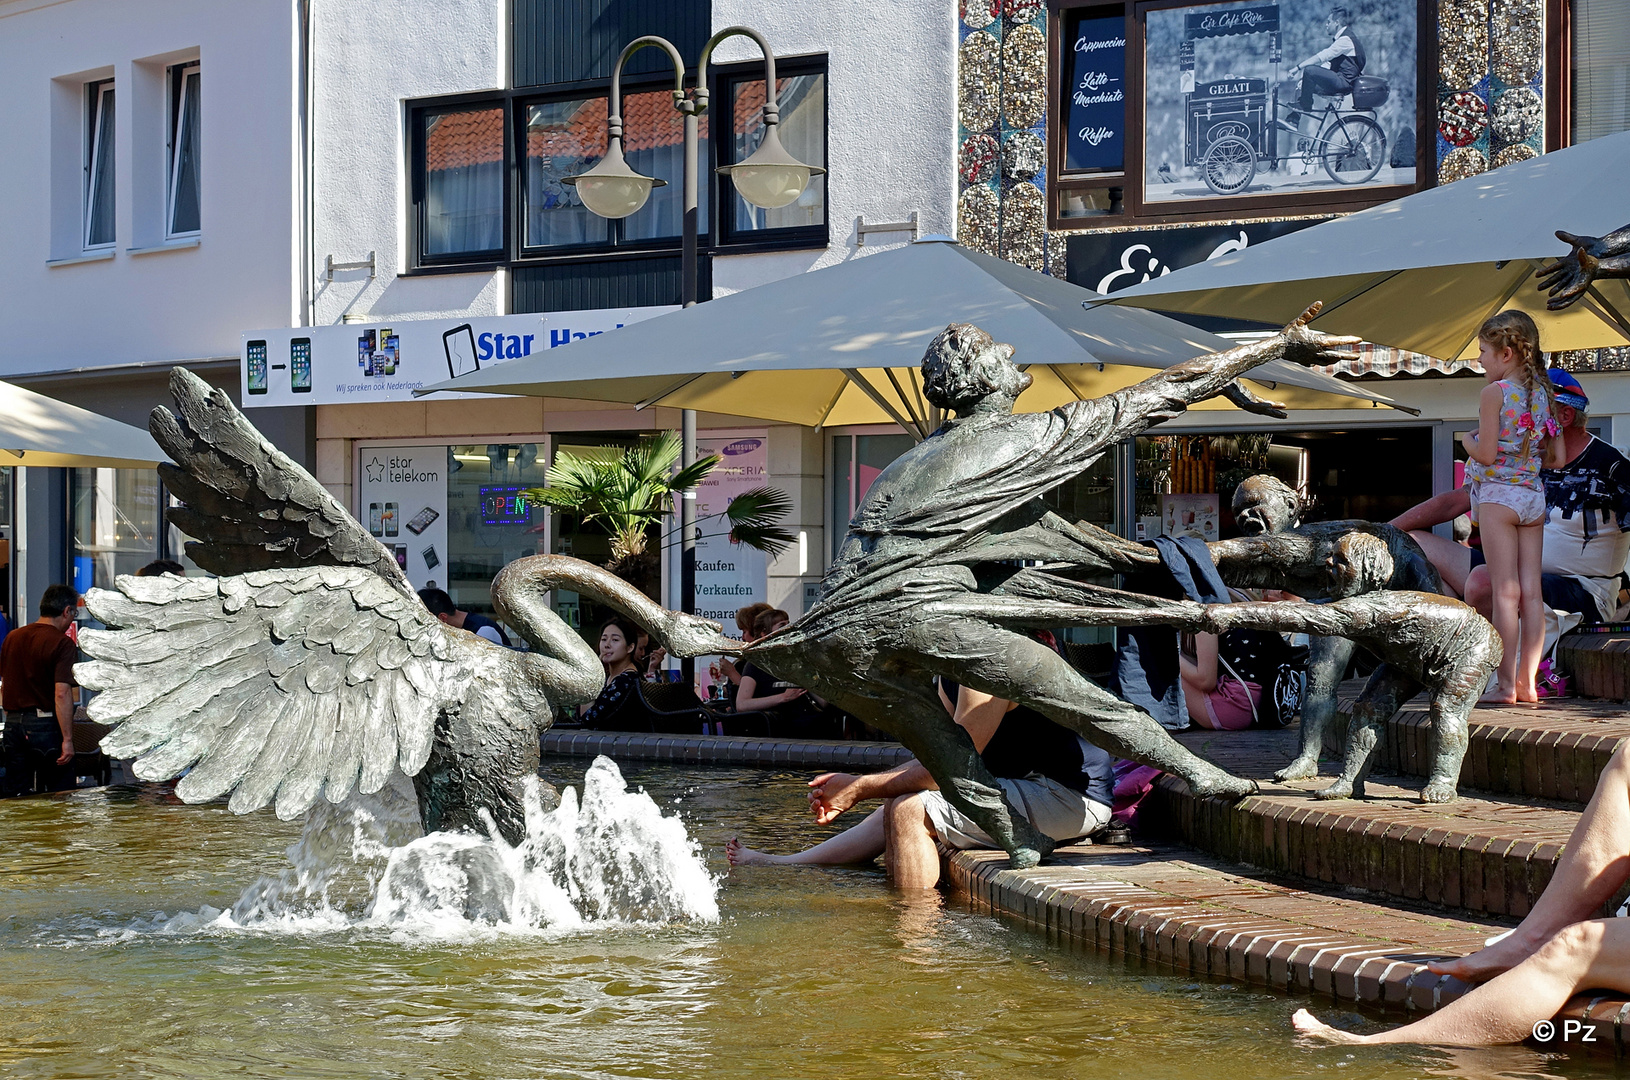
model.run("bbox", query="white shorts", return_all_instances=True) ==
[1469,480,1546,527]
[920,774,1113,850]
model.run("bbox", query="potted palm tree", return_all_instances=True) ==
[524,431,793,600]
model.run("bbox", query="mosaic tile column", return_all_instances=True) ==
[1437,0,1545,183]
[957,0,1065,275]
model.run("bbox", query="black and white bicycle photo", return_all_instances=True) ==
[1143,0,1418,202]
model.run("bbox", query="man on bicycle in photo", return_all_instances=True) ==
[1284,6,1363,149]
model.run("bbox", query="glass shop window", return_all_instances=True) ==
[521,90,706,252]
[718,67,827,244]
[830,431,914,561]
[445,444,549,638]
[70,468,160,594]
[1573,0,1630,143]
[0,468,12,624]
[417,104,505,262]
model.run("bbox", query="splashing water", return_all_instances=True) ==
[137,756,718,941]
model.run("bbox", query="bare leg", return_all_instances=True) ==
[884,793,942,890]
[1429,742,1630,980]
[1407,530,1474,599]
[1297,918,1630,1046]
[1464,564,1494,621]
[1277,636,1353,782]
[1478,504,1522,703]
[727,807,886,867]
[1316,664,1419,800]
[1421,632,1500,803]
[1514,520,1546,703]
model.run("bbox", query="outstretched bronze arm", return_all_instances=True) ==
[1536,226,1630,310]
[1094,303,1360,441]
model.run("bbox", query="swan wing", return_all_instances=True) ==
[151,367,410,594]
[79,567,472,819]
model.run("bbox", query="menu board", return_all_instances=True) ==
[1065,12,1128,171]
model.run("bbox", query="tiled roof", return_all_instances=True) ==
[424,107,503,171]
[423,83,790,173]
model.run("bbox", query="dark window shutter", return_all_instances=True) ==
[511,254,711,312]
[512,0,710,88]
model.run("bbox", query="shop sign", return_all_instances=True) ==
[1064,218,1325,295]
[356,446,449,591]
[240,308,674,407]
[692,427,771,643]
[1064,12,1128,172]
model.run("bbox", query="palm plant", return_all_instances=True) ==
[524,432,794,576]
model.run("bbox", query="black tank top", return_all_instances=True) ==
[943,680,1115,808]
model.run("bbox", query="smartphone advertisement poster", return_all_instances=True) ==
[241,308,673,407]
[357,446,449,592]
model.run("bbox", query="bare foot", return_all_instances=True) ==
[1189,768,1260,801]
[1425,933,1538,982]
[1275,756,1322,783]
[1419,779,1459,804]
[725,837,779,867]
[1315,778,1357,800]
[1478,693,1518,707]
[1292,1008,1368,1044]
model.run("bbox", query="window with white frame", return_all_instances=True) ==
[167,61,201,236]
[84,79,115,249]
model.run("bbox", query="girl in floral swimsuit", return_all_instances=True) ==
[1460,310,1563,704]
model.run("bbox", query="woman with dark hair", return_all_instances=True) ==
[578,617,657,731]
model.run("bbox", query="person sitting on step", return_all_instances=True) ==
[727,633,1115,888]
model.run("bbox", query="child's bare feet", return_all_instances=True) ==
[1292,1008,1368,1044]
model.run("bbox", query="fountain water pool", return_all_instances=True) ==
[0,759,1601,1079]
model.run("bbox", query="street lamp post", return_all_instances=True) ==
[566,27,823,686]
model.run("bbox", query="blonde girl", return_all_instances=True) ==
[1461,311,1563,704]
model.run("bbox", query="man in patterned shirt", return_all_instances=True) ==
[1395,369,1630,622]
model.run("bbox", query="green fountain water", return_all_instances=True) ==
[0,761,1608,1079]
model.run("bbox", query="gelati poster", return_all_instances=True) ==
[1143,0,1416,202]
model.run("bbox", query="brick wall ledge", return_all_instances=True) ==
[941,841,1625,1054]
[540,729,914,771]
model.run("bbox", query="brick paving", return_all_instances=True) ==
[1325,694,1629,800]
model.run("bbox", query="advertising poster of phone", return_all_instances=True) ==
[356,446,448,592]
[691,430,770,693]
[240,308,674,408]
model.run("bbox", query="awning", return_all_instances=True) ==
[418,237,1406,428]
[0,379,164,469]
[1101,130,1630,360]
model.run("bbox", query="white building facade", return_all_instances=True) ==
[1,0,1627,649]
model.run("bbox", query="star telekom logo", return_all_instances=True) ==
[365,457,385,483]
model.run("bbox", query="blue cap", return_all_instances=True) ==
[1548,367,1589,412]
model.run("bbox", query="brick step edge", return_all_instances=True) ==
[942,846,1625,1055]
[540,730,914,771]
[1324,705,1626,803]
[1556,633,1630,702]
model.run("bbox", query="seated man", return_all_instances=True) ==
[1284,6,1365,146]
[726,659,1115,888]
[1392,369,1630,623]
